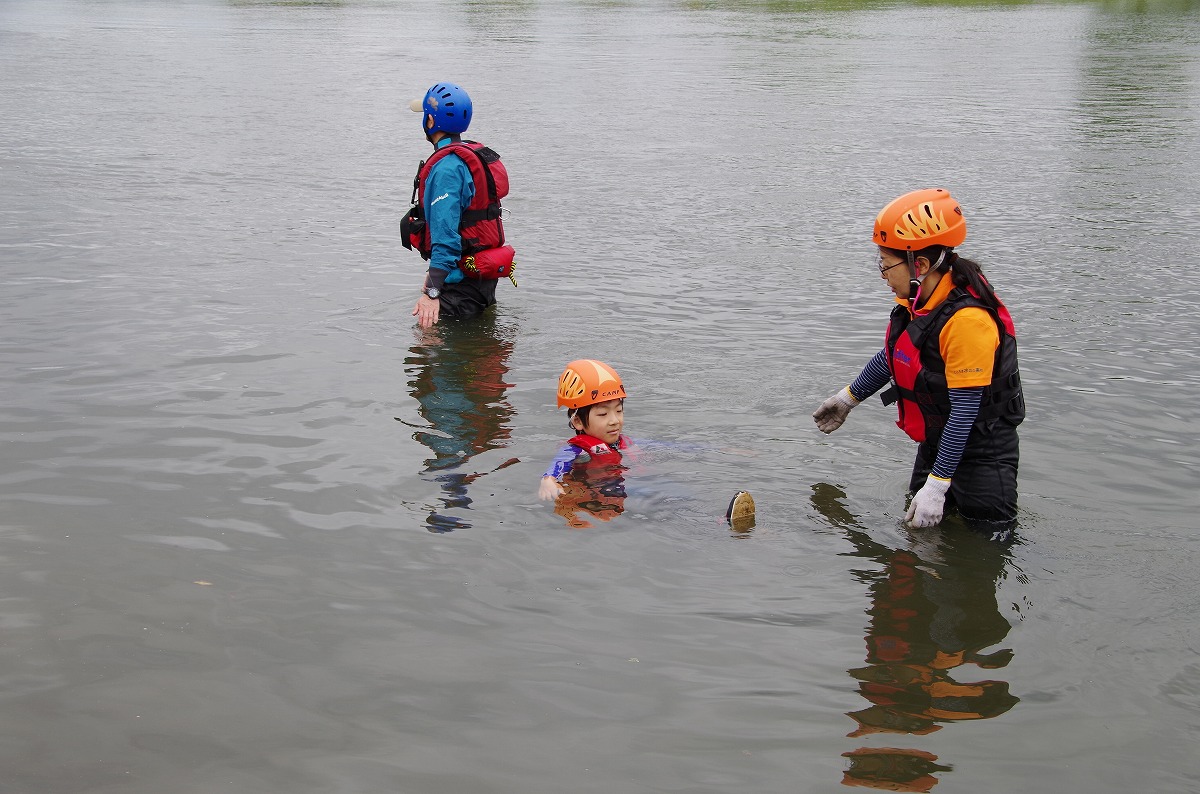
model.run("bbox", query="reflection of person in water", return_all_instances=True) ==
[403,314,517,532]
[810,483,1019,792]
[841,748,951,794]
[551,467,628,530]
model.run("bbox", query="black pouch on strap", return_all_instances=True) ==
[400,205,426,254]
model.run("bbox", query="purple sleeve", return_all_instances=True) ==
[543,443,582,480]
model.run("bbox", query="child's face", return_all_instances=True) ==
[572,399,624,445]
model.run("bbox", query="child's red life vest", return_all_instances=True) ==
[568,434,631,467]
[401,141,513,278]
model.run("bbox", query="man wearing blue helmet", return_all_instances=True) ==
[402,82,516,328]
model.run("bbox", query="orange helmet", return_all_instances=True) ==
[556,359,626,409]
[873,188,966,251]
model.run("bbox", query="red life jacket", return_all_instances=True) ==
[568,434,631,469]
[401,140,510,272]
[885,287,1025,443]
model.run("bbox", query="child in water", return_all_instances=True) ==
[538,359,629,507]
[538,359,754,529]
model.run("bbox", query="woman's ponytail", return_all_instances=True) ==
[948,251,1002,310]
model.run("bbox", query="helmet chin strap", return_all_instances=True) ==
[906,251,923,306]
[907,249,948,311]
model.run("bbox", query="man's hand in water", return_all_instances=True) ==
[538,476,564,501]
[413,293,441,329]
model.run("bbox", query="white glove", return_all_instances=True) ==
[906,476,951,527]
[813,386,860,434]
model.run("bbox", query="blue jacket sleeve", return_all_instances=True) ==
[423,152,476,288]
[543,444,582,480]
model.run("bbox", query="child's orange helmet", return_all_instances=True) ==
[872,188,966,251]
[557,359,626,409]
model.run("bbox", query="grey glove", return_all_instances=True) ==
[813,386,860,434]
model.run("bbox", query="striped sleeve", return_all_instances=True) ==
[931,387,983,479]
[848,349,892,403]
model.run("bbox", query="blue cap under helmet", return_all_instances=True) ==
[421,83,472,135]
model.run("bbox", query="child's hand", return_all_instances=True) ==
[539,476,564,501]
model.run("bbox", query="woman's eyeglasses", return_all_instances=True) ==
[877,255,906,275]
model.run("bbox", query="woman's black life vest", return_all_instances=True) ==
[883,287,1025,443]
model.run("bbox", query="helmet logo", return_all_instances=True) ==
[428,96,439,111]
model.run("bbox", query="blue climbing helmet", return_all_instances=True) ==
[417,82,472,136]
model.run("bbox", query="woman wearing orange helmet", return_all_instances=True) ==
[813,189,1025,531]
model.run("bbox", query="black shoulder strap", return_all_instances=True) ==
[409,158,426,205]
[456,141,500,203]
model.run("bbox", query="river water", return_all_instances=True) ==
[2,1,1199,792]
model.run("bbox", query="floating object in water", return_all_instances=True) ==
[725,491,756,531]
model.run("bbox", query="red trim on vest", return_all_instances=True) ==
[889,328,927,442]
